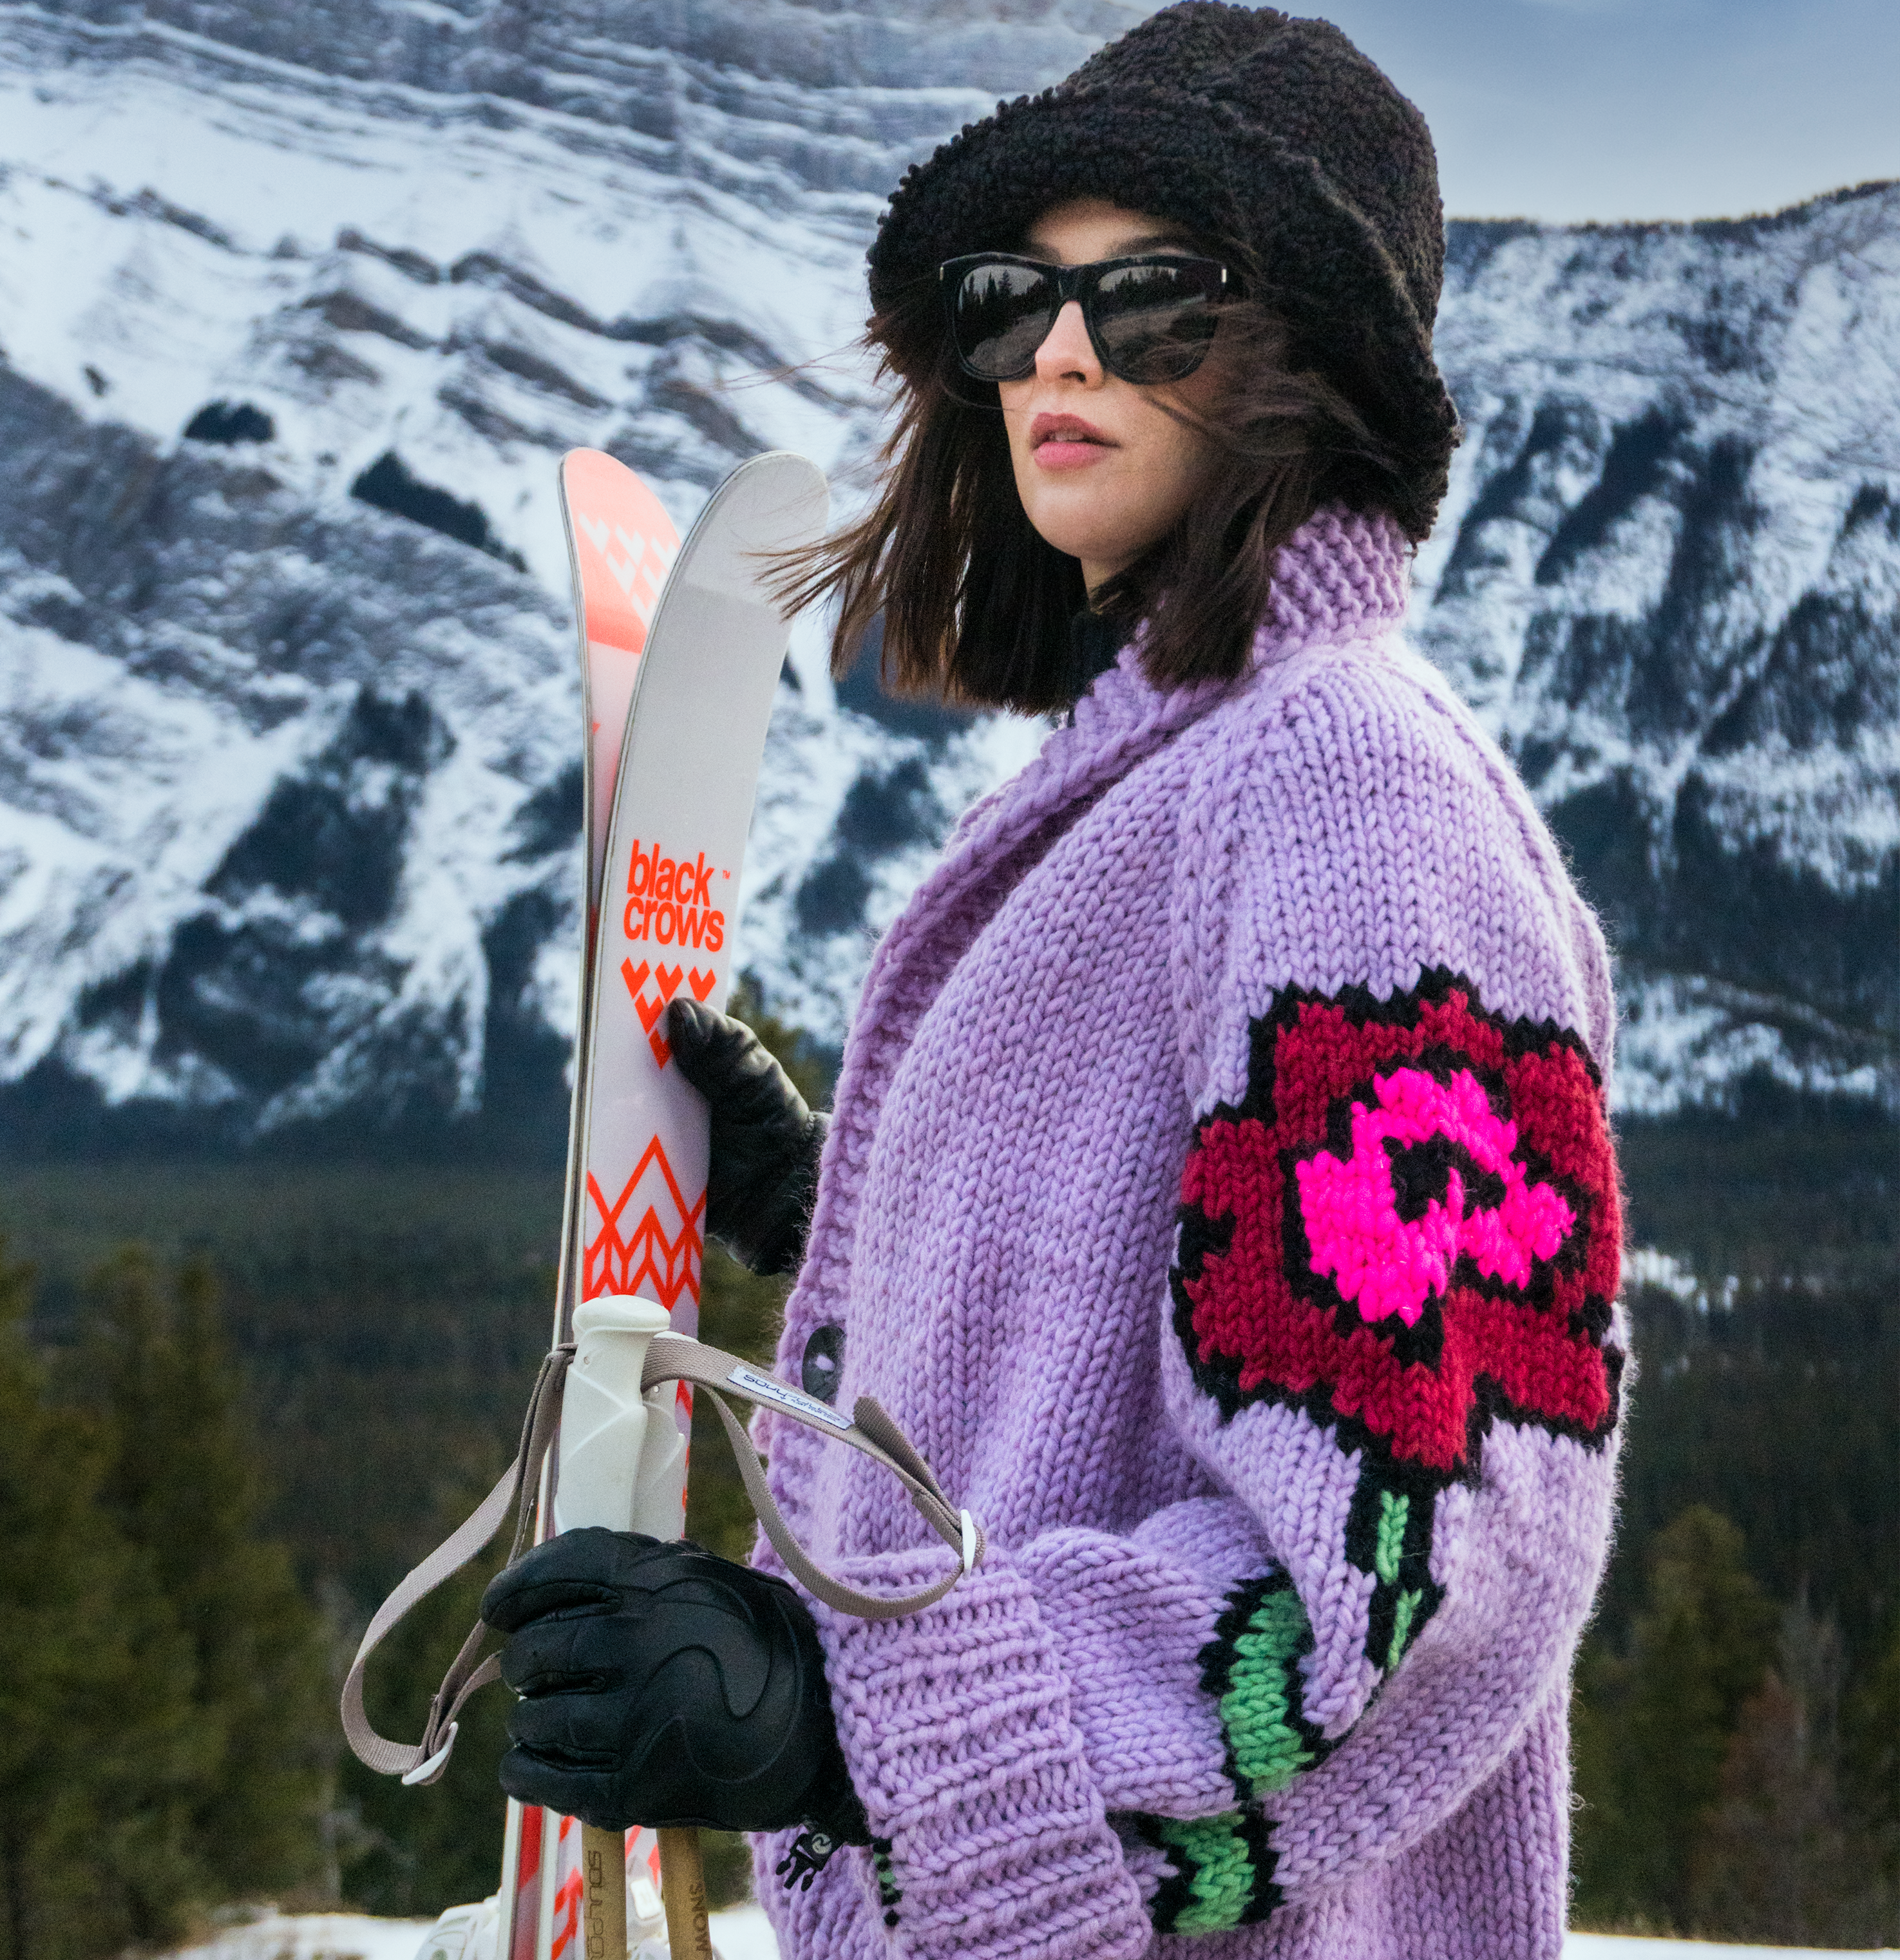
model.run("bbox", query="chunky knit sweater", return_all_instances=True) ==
[750,507,1626,1959]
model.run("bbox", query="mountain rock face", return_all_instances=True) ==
[1421,195,1898,1114]
[0,0,1892,1154]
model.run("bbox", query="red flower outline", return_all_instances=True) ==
[1172,971,1622,1480]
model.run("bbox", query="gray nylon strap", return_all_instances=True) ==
[339,1331,983,1778]
[340,1342,573,1782]
[640,1334,985,1621]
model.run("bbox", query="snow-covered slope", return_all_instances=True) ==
[0,0,1892,1151]
[1421,195,1899,1112]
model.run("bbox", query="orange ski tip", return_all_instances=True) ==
[561,449,682,656]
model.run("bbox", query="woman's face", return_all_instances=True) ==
[996,198,1227,596]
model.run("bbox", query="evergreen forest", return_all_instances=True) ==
[0,1011,1894,1953]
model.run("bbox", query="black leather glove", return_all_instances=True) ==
[481,1529,866,1840]
[667,998,827,1275]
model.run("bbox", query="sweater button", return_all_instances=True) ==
[802,1324,845,1405]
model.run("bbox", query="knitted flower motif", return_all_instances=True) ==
[1173,971,1622,1478]
[1293,1063,1577,1329]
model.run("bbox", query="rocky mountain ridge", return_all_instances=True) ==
[1421,186,1897,1113]
[0,0,1892,1154]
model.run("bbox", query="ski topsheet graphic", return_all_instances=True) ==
[499,450,828,1960]
[576,453,833,1355]
[546,454,682,1402]
[493,451,682,1960]
[564,452,681,914]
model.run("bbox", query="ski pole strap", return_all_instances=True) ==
[339,1342,573,1784]
[640,1333,986,1622]
[338,1331,983,1779]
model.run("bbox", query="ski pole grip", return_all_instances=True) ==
[553,1296,681,1537]
[556,1295,689,1960]
[338,1313,985,1785]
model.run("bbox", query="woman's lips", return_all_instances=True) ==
[1035,439,1111,471]
[1030,412,1116,472]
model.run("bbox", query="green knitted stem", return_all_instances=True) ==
[1374,1488,1409,1586]
[1387,1587,1423,1671]
[1221,1586,1316,1794]
[1158,1813,1255,1934]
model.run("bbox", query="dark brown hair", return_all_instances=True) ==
[773,238,1420,714]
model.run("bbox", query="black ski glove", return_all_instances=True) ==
[666,998,826,1275]
[481,1529,866,1841]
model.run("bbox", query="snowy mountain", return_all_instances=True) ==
[0,0,1892,1154]
[1422,193,1898,1114]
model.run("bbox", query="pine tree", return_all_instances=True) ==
[0,1241,200,1959]
[335,1548,513,1917]
[83,1248,331,1910]
[1689,1599,1897,1945]
[1845,1614,1900,1882]
[1572,1505,1776,1930]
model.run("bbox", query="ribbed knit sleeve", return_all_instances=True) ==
[759,618,1625,1960]
[816,1550,1151,1959]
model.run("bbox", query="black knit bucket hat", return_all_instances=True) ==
[867,1,1460,536]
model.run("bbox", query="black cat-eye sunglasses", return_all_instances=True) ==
[940,251,1234,386]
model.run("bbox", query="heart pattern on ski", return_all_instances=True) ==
[622,960,686,1067]
[619,962,721,1067]
[577,513,672,628]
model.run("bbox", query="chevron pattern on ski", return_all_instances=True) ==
[584,1139,705,1308]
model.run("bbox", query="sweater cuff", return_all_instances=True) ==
[813,1548,1149,1960]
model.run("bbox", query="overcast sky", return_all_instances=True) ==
[1265,0,1899,222]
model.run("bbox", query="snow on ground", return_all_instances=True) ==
[160,1909,1897,1959]
[161,1902,779,1959]
[164,1914,431,1960]
[1569,1942,1899,1960]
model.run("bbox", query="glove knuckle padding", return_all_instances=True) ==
[483,1577,616,1633]
[489,1533,842,1832]
[498,1613,626,1696]
[508,1691,613,1760]
[482,1526,655,1621]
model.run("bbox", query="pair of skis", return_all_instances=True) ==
[374,437,978,1960]
[497,446,828,1960]
[348,444,823,1960]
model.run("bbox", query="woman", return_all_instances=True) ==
[484,8,1627,1957]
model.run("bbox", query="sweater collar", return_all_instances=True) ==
[1067,501,1412,737]
[1251,504,1412,658]
[915,504,1408,920]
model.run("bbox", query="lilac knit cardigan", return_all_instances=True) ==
[750,508,1626,1960]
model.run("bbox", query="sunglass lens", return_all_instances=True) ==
[1094,262,1221,383]
[951,262,1057,381]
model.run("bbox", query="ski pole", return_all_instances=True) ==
[551,1292,705,1960]
[656,1827,713,1960]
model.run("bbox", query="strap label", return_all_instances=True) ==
[728,1362,853,1433]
